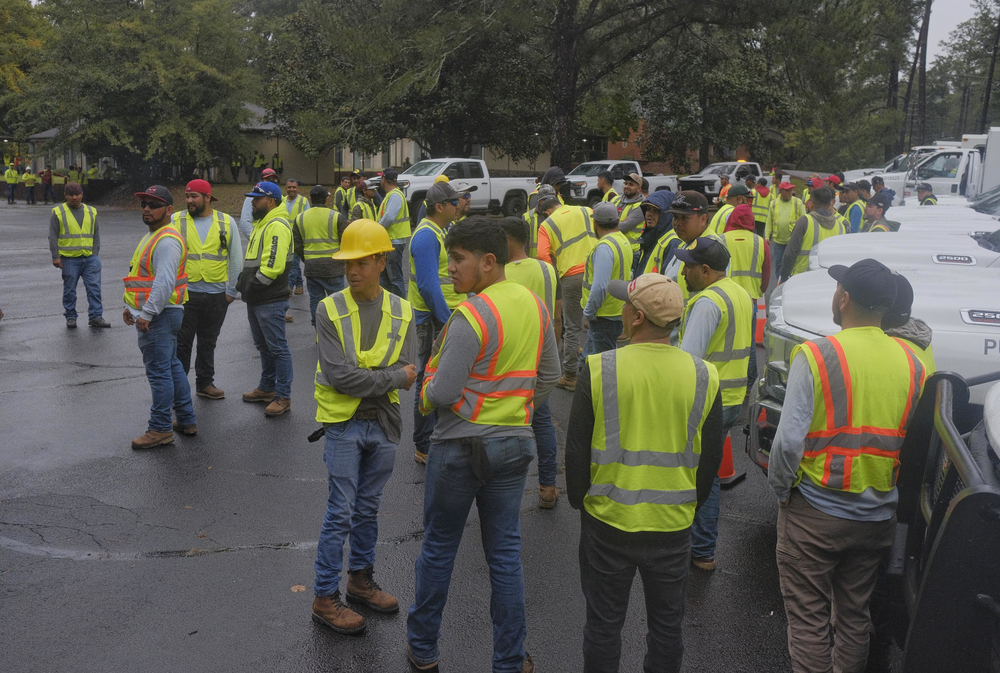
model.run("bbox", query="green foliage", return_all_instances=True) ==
[10,0,254,180]
[0,0,47,132]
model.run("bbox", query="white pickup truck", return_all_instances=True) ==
[749,269,1000,470]
[677,161,773,203]
[566,160,678,206]
[809,228,1000,272]
[393,158,537,219]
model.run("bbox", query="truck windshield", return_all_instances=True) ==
[976,228,1000,251]
[568,164,608,176]
[700,164,735,176]
[401,161,446,176]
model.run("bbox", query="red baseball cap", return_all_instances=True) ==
[261,168,278,178]
[810,178,824,189]
[779,181,794,190]
[185,178,217,201]
[824,174,842,185]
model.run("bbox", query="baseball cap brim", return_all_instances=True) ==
[607,280,631,302]
[673,248,700,265]
[828,265,849,282]
[133,191,167,202]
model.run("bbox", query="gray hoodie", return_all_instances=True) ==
[780,209,840,281]
[885,317,932,350]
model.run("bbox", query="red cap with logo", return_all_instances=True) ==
[185,178,217,201]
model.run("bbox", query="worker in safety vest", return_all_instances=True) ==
[501,216,560,509]
[661,190,724,310]
[271,152,283,175]
[779,186,847,282]
[21,167,38,205]
[709,184,752,236]
[346,169,364,214]
[414,175,449,223]
[172,179,242,400]
[252,151,266,182]
[566,273,724,673]
[407,219,560,673]
[452,183,475,224]
[871,175,896,210]
[766,181,805,275]
[581,202,630,358]
[677,237,755,571]
[752,178,770,237]
[597,170,619,203]
[537,203,597,392]
[527,165,568,212]
[722,204,771,302]
[802,176,821,210]
[860,192,900,233]
[334,175,353,218]
[49,182,109,329]
[4,164,18,204]
[293,185,347,327]
[237,181,295,417]
[67,165,80,185]
[350,180,379,222]
[230,156,242,182]
[916,182,937,206]
[837,182,865,233]
[238,167,280,239]
[523,184,559,258]
[41,166,56,204]
[407,181,466,464]
[638,190,680,274]
[614,172,645,266]
[123,186,194,450]
[768,258,925,673]
[718,174,731,201]
[310,218,417,637]
[376,168,410,298]
[283,178,309,298]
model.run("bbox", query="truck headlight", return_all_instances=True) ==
[572,181,586,195]
[761,287,806,402]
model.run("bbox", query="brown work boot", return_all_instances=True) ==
[311,591,366,635]
[264,397,291,416]
[196,385,225,400]
[692,556,716,571]
[242,388,275,404]
[556,373,577,392]
[414,449,428,465]
[131,430,174,450]
[406,645,439,671]
[522,653,535,673]
[293,286,304,295]
[171,420,198,436]
[347,566,399,614]
[285,313,294,323]
[539,485,558,509]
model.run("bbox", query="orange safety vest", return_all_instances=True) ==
[123,227,189,310]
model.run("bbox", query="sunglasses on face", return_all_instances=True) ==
[140,201,166,210]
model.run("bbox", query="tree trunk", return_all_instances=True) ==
[979,5,1000,133]
[699,88,710,168]
[899,40,921,154]
[916,0,932,144]
[550,0,581,169]
[886,58,899,160]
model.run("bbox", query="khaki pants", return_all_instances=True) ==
[559,272,585,376]
[776,491,895,673]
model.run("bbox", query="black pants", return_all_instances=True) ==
[579,512,690,673]
[176,291,230,390]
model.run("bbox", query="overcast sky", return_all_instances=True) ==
[927,0,981,64]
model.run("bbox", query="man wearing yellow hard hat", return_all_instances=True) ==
[310,219,418,636]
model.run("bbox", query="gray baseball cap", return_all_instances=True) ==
[593,201,620,226]
[425,182,461,205]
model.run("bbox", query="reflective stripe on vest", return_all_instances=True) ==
[602,188,619,203]
[675,232,726,304]
[791,214,846,276]
[643,229,679,274]
[407,218,466,313]
[354,200,377,222]
[378,188,411,240]
[582,231,629,317]
[296,208,341,259]
[420,281,546,425]
[543,206,597,276]
[845,201,864,230]
[122,227,189,309]
[524,209,540,257]
[709,203,734,236]
[54,204,97,257]
[585,343,720,532]
[793,330,925,493]
[174,211,230,284]
[752,191,769,221]
[505,258,556,317]
[244,215,293,273]
[614,195,643,251]
[285,195,308,220]
[920,196,937,206]
[314,289,413,423]
[681,277,753,407]
[722,230,765,298]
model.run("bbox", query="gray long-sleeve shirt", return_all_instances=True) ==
[423,304,561,442]
[49,206,101,258]
[679,297,723,368]
[238,197,254,239]
[617,194,645,234]
[127,232,184,321]
[582,243,619,321]
[767,354,897,521]
[316,292,417,444]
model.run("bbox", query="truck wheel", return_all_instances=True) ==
[409,194,425,224]
[503,193,526,216]
[587,193,601,208]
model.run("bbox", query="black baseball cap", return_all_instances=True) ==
[310,184,329,200]
[837,181,861,192]
[881,271,913,329]
[868,192,891,211]
[382,168,399,182]
[133,185,173,205]
[828,258,897,311]
[916,182,934,192]
[871,175,885,185]
[674,237,731,271]
[669,190,709,215]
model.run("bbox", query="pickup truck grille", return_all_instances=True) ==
[677,179,716,197]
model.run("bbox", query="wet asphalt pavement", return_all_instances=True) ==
[0,202,800,672]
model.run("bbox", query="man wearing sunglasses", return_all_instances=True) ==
[237,181,295,417]
[451,183,477,224]
[123,186,196,450]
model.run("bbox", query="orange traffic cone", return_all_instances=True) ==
[755,298,766,345]
[718,435,747,488]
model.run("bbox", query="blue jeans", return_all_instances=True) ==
[307,275,347,326]
[314,419,398,596]
[412,320,440,454]
[43,183,56,203]
[407,436,536,672]
[6,184,14,203]
[246,300,293,399]
[380,241,407,298]
[772,242,787,282]
[533,399,558,487]
[579,317,622,370]
[137,310,196,433]
[690,404,742,560]
[60,255,104,320]
[288,254,303,289]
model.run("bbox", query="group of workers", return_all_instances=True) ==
[43,154,937,673]
[7,163,98,205]
[229,151,285,183]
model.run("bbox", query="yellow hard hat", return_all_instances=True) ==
[434,175,450,183]
[333,219,394,259]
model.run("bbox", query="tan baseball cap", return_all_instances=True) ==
[608,274,684,327]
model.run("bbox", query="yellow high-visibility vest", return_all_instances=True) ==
[505,257,557,317]
[123,227,189,309]
[295,207,343,260]
[613,195,643,252]
[540,205,596,277]
[585,342,719,532]
[378,188,411,241]
[582,230,630,317]
[708,203,734,236]
[407,218,466,314]
[790,214,847,276]
[643,229,680,274]
[722,229,766,298]
[172,210,233,283]
[54,204,97,257]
